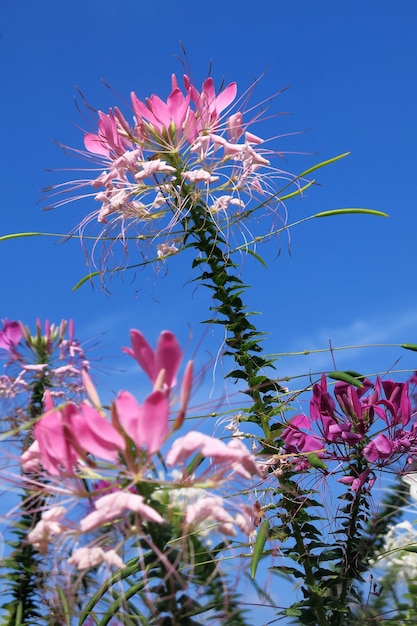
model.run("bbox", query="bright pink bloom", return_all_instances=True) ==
[65,402,126,462]
[34,392,125,475]
[123,330,182,391]
[115,389,169,453]
[80,491,164,532]
[0,320,22,352]
[84,109,133,158]
[34,394,78,476]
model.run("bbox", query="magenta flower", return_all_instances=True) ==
[363,433,394,463]
[281,414,324,454]
[123,329,182,392]
[282,373,417,482]
[114,389,169,454]
[0,319,22,353]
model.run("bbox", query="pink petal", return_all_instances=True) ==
[123,330,155,381]
[214,82,237,114]
[115,390,169,453]
[66,403,125,461]
[84,132,110,157]
[155,331,182,388]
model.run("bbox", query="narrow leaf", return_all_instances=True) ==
[402,545,417,553]
[314,208,389,218]
[72,271,101,290]
[0,231,44,241]
[251,519,270,579]
[328,371,364,387]
[246,248,267,268]
[297,152,351,178]
[402,343,417,352]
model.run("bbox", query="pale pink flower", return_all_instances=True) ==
[80,491,164,532]
[20,440,42,472]
[27,506,66,553]
[185,496,256,538]
[157,242,179,258]
[185,496,239,536]
[166,431,261,479]
[182,169,219,184]
[68,546,125,570]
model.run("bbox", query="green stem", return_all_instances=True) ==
[184,201,280,439]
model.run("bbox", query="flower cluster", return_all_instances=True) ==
[281,374,417,490]
[0,318,89,430]
[19,328,261,575]
[48,74,293,271]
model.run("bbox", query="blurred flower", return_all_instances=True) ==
[32,391,125,476]
[68,546,125,570]
[371,521,417,580]
[27,506,66,553]
[166,430,262,480]
[185,495,254,537]
[79,491,164,532]
[0,319,22,354]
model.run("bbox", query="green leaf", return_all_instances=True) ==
[72,271,101,290]
[307,452,327,469]
[297,152,351,178]
[402,545,417,553]
[401,343,417,352]
[313,208,389,218]
[246,248,267,268]
[0,231,44,241]
[328,371,364,387]
[251,519,270,579]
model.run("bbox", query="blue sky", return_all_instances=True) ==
[1,0,417,621]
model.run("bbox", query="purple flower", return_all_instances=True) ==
[0,319,22,353]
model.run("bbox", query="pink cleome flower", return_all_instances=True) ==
[281,373,417,489]
[45,72,293,273]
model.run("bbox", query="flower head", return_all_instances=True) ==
[46,72,295,276]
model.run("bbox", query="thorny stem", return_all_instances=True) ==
[291,521,329,626]
[183,199,281,440]
[2,374,48,624]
